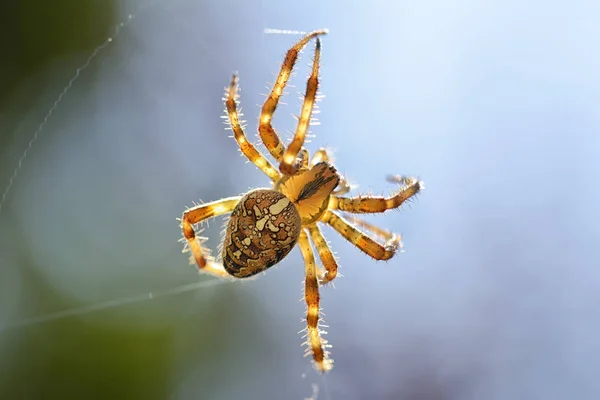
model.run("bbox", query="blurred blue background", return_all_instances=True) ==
[1,0,599,399]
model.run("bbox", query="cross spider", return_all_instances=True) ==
[181,30,422,372]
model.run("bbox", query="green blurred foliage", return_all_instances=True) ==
[0,0,113,103]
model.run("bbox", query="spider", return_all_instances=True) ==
[180,30,422,372]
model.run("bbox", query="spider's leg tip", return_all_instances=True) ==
[385,174,406,183]
[229,73,239,88]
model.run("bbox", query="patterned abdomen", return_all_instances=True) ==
[222,189,301,278]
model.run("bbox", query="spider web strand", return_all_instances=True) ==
[0,278,232,332]
[0,0,161,219]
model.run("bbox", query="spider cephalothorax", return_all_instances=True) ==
[181,30,422,372]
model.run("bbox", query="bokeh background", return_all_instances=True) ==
[1,0,599,399]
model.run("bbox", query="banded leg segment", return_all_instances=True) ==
[308,225,339,284]
[226,75,280,181]
[347,215,400,246]
[181,196,242,278]
[279,38,322,175]
[329,176,422,213]
[321,210,400,261]
[298,230,333,372]
[259,30,328,161]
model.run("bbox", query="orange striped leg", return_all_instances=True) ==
[321,210,400,261]
[259,30,328,161]
[298,230,333,372]
[329,176,422,213]
[181,196,241,278]
[226,75,280,182]
[347,215,401,247]
[308,225,338,284]
[280,38,322,175]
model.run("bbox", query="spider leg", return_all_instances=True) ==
[321,210,400,260]
[311,148,352,195]
[279,38,322,175]
[329,176,422,213]
[226,75,280,182]
[181,196,242,278]
[346,214,400,246]
[258,30,327,162]
[298,230,333,372]
[307,225,338,284]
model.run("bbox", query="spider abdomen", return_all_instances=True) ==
[222,189,301,278]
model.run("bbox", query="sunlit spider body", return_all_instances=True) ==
[181,30,422,372]
[222,162,338,278]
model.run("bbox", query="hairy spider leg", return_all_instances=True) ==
[258,30,328,161]
[298,230,333,372]
[310,148,352,195]
[329,176,422,213]
[181,196,242,278]
[279,38,322,175]
[346,215,401,246]
[321,210,400,260]
[307,225,339,285]
[226,75,280,181]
